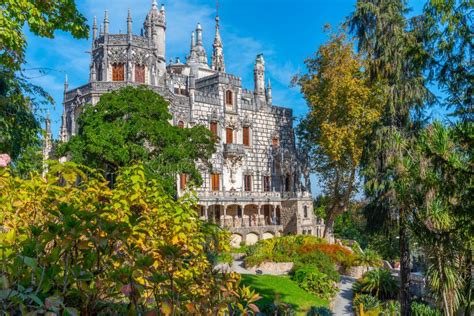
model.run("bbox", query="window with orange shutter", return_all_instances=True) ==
[272,137,279,147]
[210,121,218,135]
[225,90,233,105]
[180,174,187,190]
[226,128,233,144]
[244,175,252,191]
[211,173,220,191]
[135,64,145,83]
[112,63,125,81]
[243,126,250,146]
[263,176,271,192]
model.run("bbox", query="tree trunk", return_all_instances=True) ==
[399,209,411,316]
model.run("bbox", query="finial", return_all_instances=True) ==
[216,0,219,18]
[196,23,202,30]
[152,0,158,8]
[127,8,132,36]
[268,78,272,88]
[160,4,165,12]
[191,31,195,48]
[64,74,68,86]
[103,10,109,34]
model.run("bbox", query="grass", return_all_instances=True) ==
[240,274,328,315]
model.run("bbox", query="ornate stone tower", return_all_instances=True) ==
[254,54,266,107]
[211,12,225,72]
[144,1,166,76]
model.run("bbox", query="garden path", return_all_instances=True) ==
[332,276,356,315]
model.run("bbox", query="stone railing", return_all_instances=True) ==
[201,215,282,229]
[223,144,246,158]
[196,190,283,201]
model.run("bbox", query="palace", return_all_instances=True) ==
[57,1,325,246]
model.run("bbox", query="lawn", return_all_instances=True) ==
[240,274,328,314]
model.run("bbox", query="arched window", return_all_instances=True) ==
[225,90,233,105]
[112,63,125,81]
[304,205,308,218]
[177,121,184,128]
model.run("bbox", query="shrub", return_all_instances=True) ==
[352,269,398,300]
[382,300,400,315]
[217,252,233,264]
[292,267,338,300]
[411,302,441,316]
[260,301,296,316]
[354,249,383,271]
[307,306,332,316]
[353,294,381,315]
[292,251,339,282]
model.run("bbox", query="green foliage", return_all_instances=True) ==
[292,267,338,300]
[59,86,215,195]
[0,0,88,71]
[354,249,383,271]
[353,269,398,301]
[353,294,381,315]
[307,306,332,316]
[411,301,441,316]
[293,252,340,283]
[0,163,255,314]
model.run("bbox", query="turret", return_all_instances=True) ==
[266,78,272,105]
[144,1,166,79]
[92,16,97,42]
[103,10,109,35]
[186,23,209,70]
[60,75,68,142]
[254,54,266,106]
[127,9,132,41]
[211,12,225,72]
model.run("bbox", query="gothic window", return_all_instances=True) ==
[210,121,218,137]
[244,175,252,192]
[211,173,220,191]
[263,176,271,192]
[304,205,308,218]
[97,64,103,81]
[243,126,250,146]
[177,121,185,128]
[225,90,233,106]
[285,174,291,192]
[272,137,280,148]
[112,63,125,81]
[135,64,145,83]
[226,128,233,144]
[180,174,187,190]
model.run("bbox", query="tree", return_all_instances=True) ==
[0,162,259,314]
[348,1,433,313]
[0,0,88,172]
[353,269,399,301]
[423,0,473,121]
[395,122,473,315]
[59,86,216,195]
[295,26,385,237]
[354,249,383,273]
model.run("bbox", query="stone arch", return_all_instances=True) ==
[230,234,243,248]
[246,232,259,245]
[262,232,275,240]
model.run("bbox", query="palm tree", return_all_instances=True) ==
[353,269,399,301]
[347,1,433,314]
[355,249,383,273]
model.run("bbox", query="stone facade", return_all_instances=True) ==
[58,2,325,245]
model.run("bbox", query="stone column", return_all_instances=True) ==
[204,205,208,221]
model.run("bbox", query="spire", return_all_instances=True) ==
[92,16,97,41]
[211,0,225,72]
[127,9,132,37]
[266,78,273,105]
[103,10,109,35]
[196,23,203,46]
[254,54,266,106]
[191,31,196,50]
[152,0,158,9]
[45,112,51,135]
[60,75,68,142]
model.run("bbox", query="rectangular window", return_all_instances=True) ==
[263,176,271,192]
[226,128,233,144]
[180,174,187,190]
[135,65,145,83]
[243,126,250,146]
[244,175,252,192]
[211,173,220,191]
[112,63,125,81]
[272,137,279,148]
[210,121,218,137]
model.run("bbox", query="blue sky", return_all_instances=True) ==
[25,0,431,193]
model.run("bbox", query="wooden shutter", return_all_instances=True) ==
[210,121,218,136]
[243,126,250,146]
[226,128,233,144]
[244,175,251,191]
[211,173,220,191]
[135,64,145,83]
[263,176,270,192]
[112,63,125,81]
[272,137,279,147]
[180,174,187,190]
[226,90,233,105]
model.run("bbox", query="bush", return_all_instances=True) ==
[352,269,398,300]
[382,300,400,315]
[292,267,338,300]
[216,252,233,264]
[411,302,441,316]
[353,294,381,315]
[292,251,339,283]
[307,306,332,316]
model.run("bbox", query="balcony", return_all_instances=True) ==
[223,143,246,158]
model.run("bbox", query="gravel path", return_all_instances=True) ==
[332,276,356,315]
